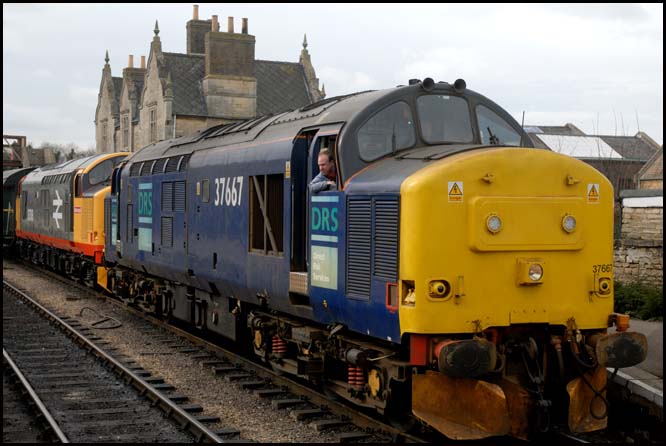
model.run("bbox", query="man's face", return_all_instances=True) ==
[318,154,335,178]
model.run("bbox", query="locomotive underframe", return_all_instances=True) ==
[99,262,620,438]
[18,239,98,287]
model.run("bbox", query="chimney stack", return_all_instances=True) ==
[203,13,256,119]
[140,55,146,69]
[187,6,211,54]
[128,54,134,68]
[212,15,219,32]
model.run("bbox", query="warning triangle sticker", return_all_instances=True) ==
[587,184,599,203]
[448,181,463,202]
[449,183,462,195]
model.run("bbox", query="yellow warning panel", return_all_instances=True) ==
[587,184,599,203]
[448,181,464,202]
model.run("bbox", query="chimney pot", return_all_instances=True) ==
[211,15,218,32]
[140,55,146,69]
[242,18,248,34]
[193,4,199,20]
[128,54,134,68]
[228,16,234,33]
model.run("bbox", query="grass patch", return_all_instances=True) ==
[614,281,663,321]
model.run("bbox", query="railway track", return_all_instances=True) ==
[4,258,663,444]
[3,353,56,443]
[2,280,226,443]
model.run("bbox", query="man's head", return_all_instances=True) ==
[317,148,336,180]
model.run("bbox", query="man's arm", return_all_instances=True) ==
[309,178,330,194]
[310,173,335,194]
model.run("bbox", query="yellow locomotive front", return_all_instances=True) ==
[399,147,647,439]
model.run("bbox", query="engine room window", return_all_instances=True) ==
[417,95,473,144]
[358,101,415,161]
[476,104,521,146]
[249,174,283,256]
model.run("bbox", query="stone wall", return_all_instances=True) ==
[614,193,663,288]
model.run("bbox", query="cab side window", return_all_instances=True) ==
[476,105,521,146]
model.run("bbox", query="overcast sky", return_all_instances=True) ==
[3,3,663,150]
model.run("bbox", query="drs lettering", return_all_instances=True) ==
[138,191,152,216]
[215,176,243,207]
[312,207,338,232]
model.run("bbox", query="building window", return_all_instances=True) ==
[122,115,129,149]
[102,121,108,151]
[150,108,157,143]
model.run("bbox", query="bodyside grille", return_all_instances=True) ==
[161,216,173,247]
[346,199,372,298]
[373,198,399,281]
[174,181,186,212]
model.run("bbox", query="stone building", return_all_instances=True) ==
[95,5,325,153]
[614,189,663,288]
[636,148,663,190]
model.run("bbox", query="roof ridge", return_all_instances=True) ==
[256,59,301,66]
[163,52,205,58]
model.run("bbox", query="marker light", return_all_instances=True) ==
[486,214,502,234]
[528,264,544,281]
[562,215,577,233]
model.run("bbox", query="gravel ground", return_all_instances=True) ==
[3,259,340,443]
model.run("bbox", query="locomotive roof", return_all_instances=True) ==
[21,153,127,185]
[126,88,384,163]
[126,80,529,176]
[3,167,35,186]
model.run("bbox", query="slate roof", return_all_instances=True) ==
[525,124,659,161]
[529,124,586,136]
[160,54,312,118]
[598,135,658,161]
[256,60,311,115]
[163,53,206,116]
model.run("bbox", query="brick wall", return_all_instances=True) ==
[614,196,663,288]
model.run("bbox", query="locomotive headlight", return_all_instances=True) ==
[528,264,543,281]
[517,258,545,285]
[486,214,502,234]
[562,214,577,233]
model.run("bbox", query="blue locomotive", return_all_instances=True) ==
[101,78,647,439]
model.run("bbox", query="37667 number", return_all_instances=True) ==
[592,264,612,273]
[214,176,243,207]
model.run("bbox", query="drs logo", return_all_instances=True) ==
[139,190,152,216]
[311,207,338,232]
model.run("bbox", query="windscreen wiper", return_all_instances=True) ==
[487,127,500,145]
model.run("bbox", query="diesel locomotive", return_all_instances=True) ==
[9,78,647,440]
[13,153,128,284]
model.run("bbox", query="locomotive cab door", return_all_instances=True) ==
[289,125,341,301]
